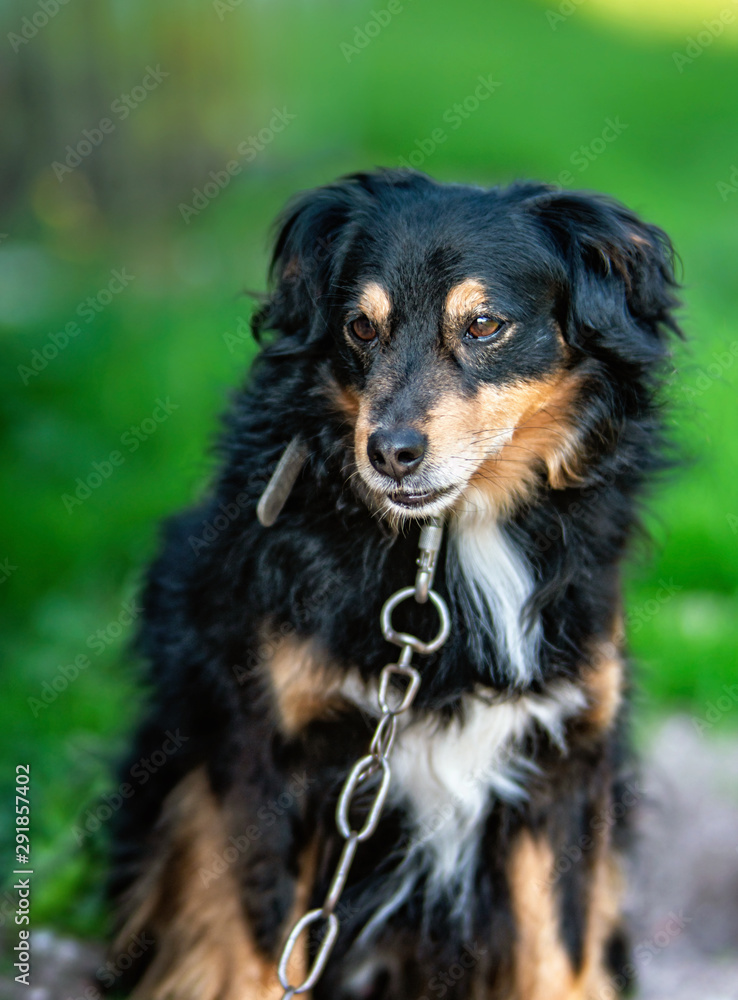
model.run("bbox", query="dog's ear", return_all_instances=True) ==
[253,179,367,349]
[526,189,682,362]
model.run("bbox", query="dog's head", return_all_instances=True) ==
[255,170,679,522]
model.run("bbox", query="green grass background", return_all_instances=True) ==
[1,0,736,937]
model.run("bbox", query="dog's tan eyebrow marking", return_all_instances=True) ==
[444,278,488,326]
[357,281,392,327]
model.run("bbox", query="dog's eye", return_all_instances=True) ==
[466,316,503,340]
[351,315,377,342]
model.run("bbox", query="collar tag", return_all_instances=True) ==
[256,436,309,527]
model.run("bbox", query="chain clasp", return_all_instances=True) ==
[414,516,444,603]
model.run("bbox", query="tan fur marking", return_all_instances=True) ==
[358,281,392,328]
[325,378,360,425]
[444,278,488,328]
[464,372,583,513]
[509,832,579,1000]
[269,635,346,734]
[509,833,622,999]
[114,768,312,1000]
[420,375,559,475]
[508,828,624,999]
[628,230,650,248]
[583,640,624,733]
[355,410,371,464]
[576,852,624,1000]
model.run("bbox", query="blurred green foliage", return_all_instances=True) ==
[1,0,736,936]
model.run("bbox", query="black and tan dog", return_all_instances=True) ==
[109,169,680,999]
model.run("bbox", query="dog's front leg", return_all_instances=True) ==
[110,750,317,1000]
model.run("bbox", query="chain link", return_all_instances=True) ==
[276,517,449,998]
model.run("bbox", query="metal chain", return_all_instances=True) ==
[277,517,450,998]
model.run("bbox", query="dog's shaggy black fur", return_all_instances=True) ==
[109,169,680,1000]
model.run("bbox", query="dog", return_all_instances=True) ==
[109,169,681,999]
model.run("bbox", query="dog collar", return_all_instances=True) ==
[256,436,309,527]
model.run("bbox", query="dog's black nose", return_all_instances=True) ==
[367,427,426,481]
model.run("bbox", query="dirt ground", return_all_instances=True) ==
[3,716,737,1000]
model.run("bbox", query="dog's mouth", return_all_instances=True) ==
[383,484,462,518]
[388,486,453,509]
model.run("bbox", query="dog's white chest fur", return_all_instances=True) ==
[348,682,585,946]
[451,514,542,684]
[389,683,584,881]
